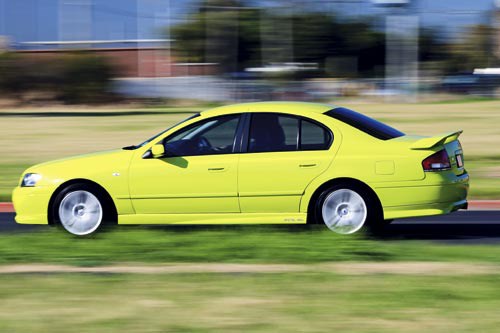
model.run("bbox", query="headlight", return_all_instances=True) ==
[21,173,42,187]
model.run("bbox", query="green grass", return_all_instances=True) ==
[0,163,25,201]
[1,272,500,332]
[1,99,500,200]
[427,95,498,104]
[2,227,500,266]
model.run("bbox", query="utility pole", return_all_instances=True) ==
[373,0,419,102]
[260,0,294,66]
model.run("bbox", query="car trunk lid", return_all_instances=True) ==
[394,131,465,176]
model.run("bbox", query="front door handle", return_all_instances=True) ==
[299,163,317,168]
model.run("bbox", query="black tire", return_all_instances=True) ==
[51,183,117,236]
[312,182,382,234]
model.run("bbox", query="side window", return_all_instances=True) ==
[163,115,240,156]
[248,114,299,153]
[300,120,331,150]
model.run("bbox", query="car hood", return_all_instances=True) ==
[31,149,127,169]
[22,149,136,187]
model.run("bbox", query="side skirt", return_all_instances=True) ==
[118,213,308,225]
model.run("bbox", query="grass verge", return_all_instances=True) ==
[1,227,500,266]
[1,272,500,332]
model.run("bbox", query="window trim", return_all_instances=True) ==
[128,113,201,150]
[159,113,244,158]
[298,118,333,151]
[235,113,251,154]
[242,112,333,154]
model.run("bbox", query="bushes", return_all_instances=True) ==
[59,53,116,104]
[0,52,32,98]
[0,51,117,104]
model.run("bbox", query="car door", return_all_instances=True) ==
[238,113,334,213]
[129,114,242,214]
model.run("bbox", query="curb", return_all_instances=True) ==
[467,200,500,211]
[1,201,500,214]
[0,203,14,213]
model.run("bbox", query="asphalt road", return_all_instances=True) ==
[1,211,500,244]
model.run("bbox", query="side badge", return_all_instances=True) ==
[112,172,121,177]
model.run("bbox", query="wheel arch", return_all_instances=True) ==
[305,177,384,224]
[47,178,118,225]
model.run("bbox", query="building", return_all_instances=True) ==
[0,0,217,77]
[14,40,217,78]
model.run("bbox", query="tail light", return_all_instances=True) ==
[422,149,451,172]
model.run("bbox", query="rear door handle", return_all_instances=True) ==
[208,167,226,172]
[299,163,317,168]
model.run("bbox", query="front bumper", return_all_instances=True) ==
[12,186,53,224]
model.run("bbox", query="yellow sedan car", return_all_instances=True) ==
[13,102,469,235]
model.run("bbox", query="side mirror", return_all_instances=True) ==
[151,144,165,158]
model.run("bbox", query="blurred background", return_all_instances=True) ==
[2,0,500,102]
[1,0,500,200]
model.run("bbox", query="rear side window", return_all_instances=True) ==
[248,113,332,153]
[248,114,298,153]
[325,107,404,140]
[300,120,330,150]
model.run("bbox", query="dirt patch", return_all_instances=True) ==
[0,262,498,275]
[328,262,500,275]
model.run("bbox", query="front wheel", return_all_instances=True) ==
[52,184,114,236]
[315,184,381,234]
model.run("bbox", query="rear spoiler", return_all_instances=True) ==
[410,130,463,150]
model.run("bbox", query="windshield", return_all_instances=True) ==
[123,113,201,150]
[325,107,404,140]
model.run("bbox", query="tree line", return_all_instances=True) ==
[171,0,498,77]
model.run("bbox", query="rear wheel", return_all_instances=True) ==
[52,183,115,236]
[314,184,382,234]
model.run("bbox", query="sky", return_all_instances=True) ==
[0,0,497,46]
[288,0,496,32]
[0,0,192,46]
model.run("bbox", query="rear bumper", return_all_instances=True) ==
[454,199,468,211]
[375,171,469,220]
[383,199,467,220]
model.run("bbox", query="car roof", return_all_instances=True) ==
[201,102,335,116]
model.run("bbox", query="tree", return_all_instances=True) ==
[171,0,261,73]
[170,2,450,78]
[444,24,497,74]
